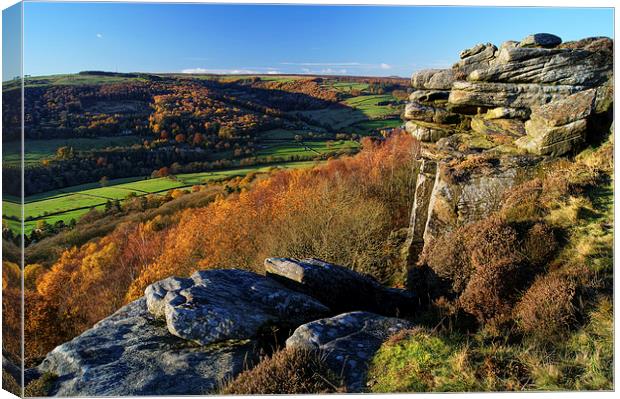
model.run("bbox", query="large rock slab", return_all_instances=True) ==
[411,69,456,90]
[519,33,562,48]
[404,102,460,124]
[422,155,543,245]
[405,120,455,142]
[460,42,492,59]
[146,269,329,346]
[454,43,497,74]
[264,258,417,317]
[516,119,588,156]
[471,117,526,138]
[449,80,586,110]
[403,159,438,266]
[286,311,413,392]
[469,46,612,86]
[514,89,600,156]
[36,298,261,396]
[530,88,596,127]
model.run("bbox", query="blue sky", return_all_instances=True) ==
[13,2,615,78]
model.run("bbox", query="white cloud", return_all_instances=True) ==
[281,62,361,67]
[181,68,211,74]
[96,33,103,39]
[380,63,391,70]
[320,68,348,75]
[182,67,282,75]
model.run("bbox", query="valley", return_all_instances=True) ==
[2,72,406,239]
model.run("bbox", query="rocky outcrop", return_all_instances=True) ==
[145,269,329,346]
[402,155,544,279]
[286,312,412,392]
[403,33,613,154]
[515,86,614,155]
[401,33,613,275]
[264,258,417,317]
[36,298,261,396]
[33,263,417,395]
[423,156,543,244]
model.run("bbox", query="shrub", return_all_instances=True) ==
[500,178,544,222]
[459,257,523,330]
[24,372,57,397]
[523,223,557,267]
[221,348,344,394]
[422,216,552,329]
[421,229,472,295]
[2,370,21,397]
[514,273,576,339]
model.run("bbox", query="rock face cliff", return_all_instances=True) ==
[402,33,613,279]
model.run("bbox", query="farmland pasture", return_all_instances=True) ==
[293,94,402,130]
[342,94,401,119]
[3,160,323,234]
[3,136,143,167]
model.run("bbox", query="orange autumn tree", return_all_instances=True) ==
[127,133,420,299]
[25,220,170,363]
[26,132,420,361]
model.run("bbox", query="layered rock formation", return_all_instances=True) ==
[402,33,613,279]
[404,33,613,155]
[30,261,414,395]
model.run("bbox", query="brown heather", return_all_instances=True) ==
[221,349,345,394]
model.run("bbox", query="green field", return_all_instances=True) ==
[2,161,322,234]
[327,82,370,92]
[342,94,401,119]
[293,94,402,130]
[294,107,369,130]
[3,136,143,167]
[352,118,404,135]
[256,139,358,157]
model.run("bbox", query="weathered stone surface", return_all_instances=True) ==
[408,89,450,103]
[519,33,562,48]
[449,80,585,109]
[404,102,460,124]
[405,120,455,142]
[469,46,612,86]
[594,83,614,114]
[471,117,526,137]
[484,106,530,120]
[500,40,519,50]
[454,43,497,74]
[146,269,329,346]
[286,312,413,392]
[459,43,490,59]
[423,156,543,244]
[36,298,261,396]
[531,88,596,127]
[559,36,613,54]
[515,119,587,156]
[411,69,455,90]
[514,88,606,156]
[264,258,416,317]
[403,159,437,266]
